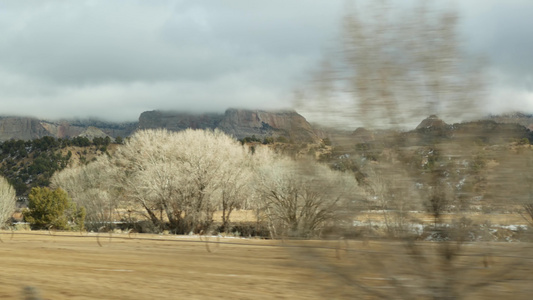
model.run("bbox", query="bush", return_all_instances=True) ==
[0,176,16,229]
[276,136,289,143]
[23,187,85,230]
[519,138,530,145]
[216,222,271,238]
[262,137,275,144]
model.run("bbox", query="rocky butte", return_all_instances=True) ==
[0,117,50,141]
[138,108,322,143]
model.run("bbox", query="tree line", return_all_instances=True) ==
[48,129,358,236]
[0,135,123,195]
[0,126,531,240]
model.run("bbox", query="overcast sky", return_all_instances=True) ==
[0,0,532,123]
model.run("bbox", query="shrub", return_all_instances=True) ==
[262,137,275,144]
[0,176,16,229]
[23,187,85,230]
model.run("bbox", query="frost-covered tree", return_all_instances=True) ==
[0,176,16,229]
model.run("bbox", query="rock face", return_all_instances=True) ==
[0,109,321,143]
[66,119,136,138]
[138,109,321,143]
[40,121,86,138]
[0,116,135,141]
[219,109,320,142]
[0,117,51,141]
[78,126,110,139]
[2,110,531,144]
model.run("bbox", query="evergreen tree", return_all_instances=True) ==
[23,187,85,230]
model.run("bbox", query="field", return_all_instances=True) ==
[1,230,533,299]
[0,231,335,300]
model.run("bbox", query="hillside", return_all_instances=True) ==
[1,110,530,145]
[0,136,117,196]
[2,112,532,198]
[315,115,533,214]
[0,116,136,141]
[487,112,533,130]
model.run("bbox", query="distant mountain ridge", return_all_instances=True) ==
[0,108,322,143]
[348,114,533,147]
[0,116,136,141]
[0,110,531,143]
[487,112,533,131]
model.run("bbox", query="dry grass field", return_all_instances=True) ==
[0,230,532,299]
[0,231,334,300]
[354,211,530,226]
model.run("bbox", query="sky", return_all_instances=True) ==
[0,0,532,123]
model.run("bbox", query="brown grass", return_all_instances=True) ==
[0,231,532,299]
[0,231,328,299]
[354,212,529,226]
[221,211,531,228]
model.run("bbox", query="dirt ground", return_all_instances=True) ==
[0,231,532,300]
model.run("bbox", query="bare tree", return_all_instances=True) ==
[111,129,254,234]
[488,146,533,226]
[295,0,487,232]
[51,156,118,231]
[362,161,423,238]
[285,1,511,298]
[296,0,488,227]
[256,157,360,238]
[217,153,254,232]
[296,0,484,128]
[0,175,16,229]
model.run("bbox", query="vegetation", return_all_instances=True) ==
[256,157,357,238]
[239,135,261,144]
[0,175,16,229]
[23,187,85,230]
[0,136,118,196]
[50,157,117,231]
[0,1,531,299]
[50,129,361,237]
[488,146,533,225]
[108,129,255,234]
[283,1,532,298]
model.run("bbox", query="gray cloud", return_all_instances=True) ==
[458,0,533,114]
[0,0,531,122]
